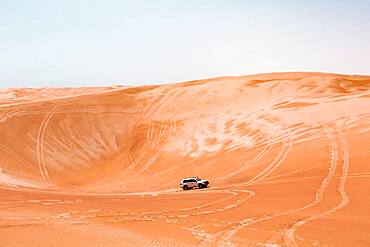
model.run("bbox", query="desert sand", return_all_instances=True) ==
[0,72,369,246]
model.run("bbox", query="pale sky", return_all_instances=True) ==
[0,0,370,88]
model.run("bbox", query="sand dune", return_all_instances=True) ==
[0,72,369,246]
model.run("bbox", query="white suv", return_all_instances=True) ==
[180,177,209,190]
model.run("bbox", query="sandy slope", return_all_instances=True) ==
[0,72,369,246]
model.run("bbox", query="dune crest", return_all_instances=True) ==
[1,72,370,246]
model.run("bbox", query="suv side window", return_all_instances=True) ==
[183,179,190,183]
[189,179,197,182]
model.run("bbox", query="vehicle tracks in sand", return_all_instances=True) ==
[211,116,292,192]
[155,111,273,182]
[122,122,155,176]
[211,126,344,247]
[123,118,177,179]
[124,88,184,178]
[131,189,254,221]
[121,93,165,177]
[67,189,240,220]
[197,116,335,246]
[188,116,290,246]
[62,115,290,245]
[224,113,287,180]
[0,143,35,171]
[128,117,280,226]
[0,107,29,123]
[168,126,274,224]
[36,105,61,186]
[282,127,350,247]
[147,87,219,178]
[225,139,273,179]
[265,163,324,183]
[262,126,338,244]
[138,119,176,173]
[0,107,36,177]
[17,108,141,115]
[1,105,144,177]
[245,117,293,186]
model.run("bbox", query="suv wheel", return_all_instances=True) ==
[198,184,204,189]
[183,185,189,190]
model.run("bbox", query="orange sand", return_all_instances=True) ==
[0,72,369,246]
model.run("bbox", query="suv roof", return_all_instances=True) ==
[182,176,199,180]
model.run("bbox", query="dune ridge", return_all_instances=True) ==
[0,72,370,246]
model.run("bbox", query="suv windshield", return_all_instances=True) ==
[196,177,201,181]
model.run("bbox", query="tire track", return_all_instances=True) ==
[156,113,272,181]
[121,95,159,177]
[263,127,338,244]
[174,189,255,218]
[134,88,181,176]
[131,190,254,221]
[123,119,167,177]
[282,128,350,247]
[0,106,36,178]
[145,118,273,224]
[122,122,155,176]
[199,123,323,246]
[137,120,169,172]
[0,107,28,123]
[147,88,214,178]
[206,128,334,246]
[79,116,283,245]
[139,119,176,173]
[78,189,255,237]
[220,116,291,189]
[225,137,272,179]
[0,143,34,170]
[200,117,292,246]
[246,117,293,186]
[36,105,61,185]
[266,162,323,182]
[18,108,141,116]
[256,172,370,185]
[69,189,241,221]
